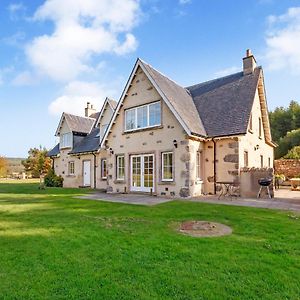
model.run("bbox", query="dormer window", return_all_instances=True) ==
[60,132,72,149]
[125,101,161,132]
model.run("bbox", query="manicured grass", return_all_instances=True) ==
[0,183,299,299]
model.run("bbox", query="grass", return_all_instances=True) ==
[0,183,299,299]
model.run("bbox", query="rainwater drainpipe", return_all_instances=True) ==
[92,153,97,189]
[212,138,217,195]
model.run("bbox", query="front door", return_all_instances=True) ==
[83,160,91,186]
[131,154,154,192]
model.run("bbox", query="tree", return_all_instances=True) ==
[284,146,300,159]
[275,129,300,159]
[22,147,52,179]
[0,156,7,177]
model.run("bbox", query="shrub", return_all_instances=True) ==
[44,169,64,187]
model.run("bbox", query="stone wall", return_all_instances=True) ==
[274,159,300,179]
[240,168,274,198]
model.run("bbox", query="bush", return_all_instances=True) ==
[44,169,64,187]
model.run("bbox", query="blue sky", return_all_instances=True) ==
[1,0,300,157]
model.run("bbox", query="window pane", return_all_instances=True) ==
[117,156,125,180]
[102,159,107,178]
[149,102,161,126]
[125,109,136,130]
[162,152,173,180]
[137,106,148,128]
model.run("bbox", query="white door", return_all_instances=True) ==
[131,154,154,192]
[83,161,91,186]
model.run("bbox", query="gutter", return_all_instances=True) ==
[212,138,217,195]
[92,153,97,189]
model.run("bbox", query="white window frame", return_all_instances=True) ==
[68,161,75,175]
[60,132,73,149]
[162,152,173,182]
[101,159,107,179]
[116,155,125,180]
[125,101,161,132]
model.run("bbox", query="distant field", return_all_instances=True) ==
[0,178,39,183]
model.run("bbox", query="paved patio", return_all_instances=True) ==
[79,188,300,211]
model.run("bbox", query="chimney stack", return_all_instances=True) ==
[243,49,257,75]
[85,102,96,117]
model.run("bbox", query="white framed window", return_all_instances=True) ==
[101,159,107,179]
[60,132,72,149]
[125,101,161,131]
[196,152,202,180]
[116,155,125,180]
[68,161,75,175]
[162,152,173,181]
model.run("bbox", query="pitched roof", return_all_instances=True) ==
[47,143,60,157]
[187,67,261,137]
[139,60,207,137]
[69,127,100,154]
[55,113,95,136]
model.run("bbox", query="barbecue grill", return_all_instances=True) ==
[257,178,272,199]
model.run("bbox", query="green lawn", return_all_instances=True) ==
[0,182,299,300]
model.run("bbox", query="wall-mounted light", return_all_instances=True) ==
[109,148,114,155]
[254,144,260,151]
[173,140,178,148]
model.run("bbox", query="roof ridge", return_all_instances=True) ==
[186,66,262,90]
[139,59,188,92]
[64,112,99,120]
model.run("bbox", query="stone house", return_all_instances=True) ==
[48,50,275,197]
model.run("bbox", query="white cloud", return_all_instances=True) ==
[26,0,141,81]
[7,3,26,20]
[48,81,113,116]
[12,71,36,86]
[265,7,300,73]
[179,0,191,5]
[214,66,240,78]
[0,66,14,85]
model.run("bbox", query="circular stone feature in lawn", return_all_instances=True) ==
[179,221,232,237]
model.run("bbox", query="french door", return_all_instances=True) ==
[130,154,154,192]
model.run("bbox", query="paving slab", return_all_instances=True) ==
[78,189,300,211]
[78,192,172,206]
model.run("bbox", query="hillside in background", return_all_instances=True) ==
[6,157,25,174]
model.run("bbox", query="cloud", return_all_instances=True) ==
[265,7,300,73]
[7,3,26,20]
[48,81,114,116]
[26,0,141,81]
[12,71,36,86]
[0,66,14,85]
[214,66,240,78]
[179,0,191,4]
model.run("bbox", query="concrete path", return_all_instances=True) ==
[190,195,300,212]
[79,189,300,211]
[79,192,172,206]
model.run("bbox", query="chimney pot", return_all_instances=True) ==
[243,49,257,75]
[85,102,96,117]
[246,49,252,57]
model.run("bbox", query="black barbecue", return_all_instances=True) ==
[257,178,272,198]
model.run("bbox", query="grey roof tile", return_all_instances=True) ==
[64,113,95,134]
[47,144,60,157]
[69,127,100,154]
[187,67,261,137]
